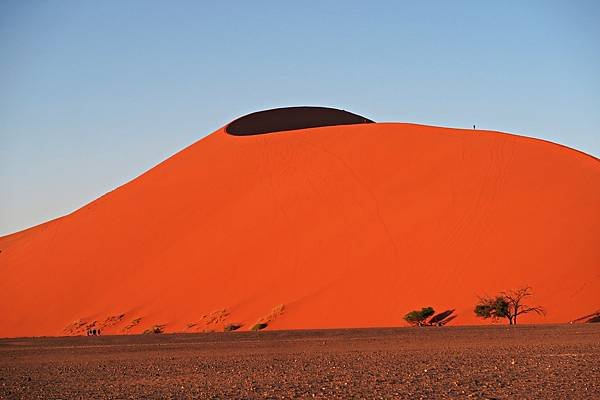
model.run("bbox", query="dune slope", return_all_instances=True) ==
[1,122,599,337]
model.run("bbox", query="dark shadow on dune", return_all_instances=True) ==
[570,310,600,324]
[226,106,374,136]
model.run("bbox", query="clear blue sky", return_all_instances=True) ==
[1,1,599,235]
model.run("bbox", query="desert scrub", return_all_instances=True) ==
[251,323,268,331]
[223,323,242,332]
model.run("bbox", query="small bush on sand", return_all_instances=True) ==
[404,307,435,326]
[223,323,242,332]
[251,323,268,331]
[404,307,456,326]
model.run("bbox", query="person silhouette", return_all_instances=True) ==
[473,125,476,130]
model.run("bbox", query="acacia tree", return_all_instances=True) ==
[475,287,545,325]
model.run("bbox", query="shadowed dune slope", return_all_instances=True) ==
[226,106,374,135]
[1,121,599,337]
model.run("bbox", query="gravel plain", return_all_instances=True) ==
[1,324,599,399]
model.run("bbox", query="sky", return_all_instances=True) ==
[1,1,599,235]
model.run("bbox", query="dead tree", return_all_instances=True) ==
[501,287,545,325]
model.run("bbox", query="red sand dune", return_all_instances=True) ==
[1,108,599,337]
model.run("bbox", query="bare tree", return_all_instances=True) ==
[475,286,545,325]
[501,287,545,325]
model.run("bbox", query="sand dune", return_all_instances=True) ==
[1,109,599,337]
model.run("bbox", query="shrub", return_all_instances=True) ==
[474,296,510,321]
[404,307,456,327]
[404,307,435,326]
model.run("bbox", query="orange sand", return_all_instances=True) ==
[1,123,599,337]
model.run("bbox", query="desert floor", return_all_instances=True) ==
[1,324,598,399]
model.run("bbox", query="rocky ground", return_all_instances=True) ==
[1,324,598,399]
